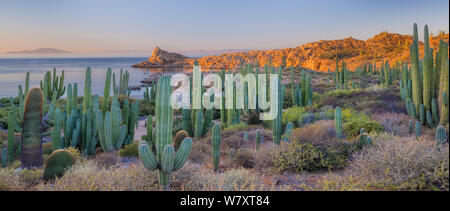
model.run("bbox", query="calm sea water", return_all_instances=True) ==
[0,57,188,99]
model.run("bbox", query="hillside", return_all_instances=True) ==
[134,31,448,71]
[183,32,448,71]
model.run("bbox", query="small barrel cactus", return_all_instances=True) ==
[435,125,447,145]
[174,130,189,151]
[43,149,76,180]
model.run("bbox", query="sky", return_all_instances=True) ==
[0,0,448,55]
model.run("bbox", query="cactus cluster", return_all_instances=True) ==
[334,59,349,89]
[113,69,130,96]
[290,68,313,107]
[40,68,66,102]
[403,23,449,128]
[139,76,193,190]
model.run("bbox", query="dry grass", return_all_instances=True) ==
[371,112,411,136]
[307,134,449,191]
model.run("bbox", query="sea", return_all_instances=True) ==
[0,57,189,99]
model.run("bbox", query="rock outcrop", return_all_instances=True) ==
[132,47,188,68]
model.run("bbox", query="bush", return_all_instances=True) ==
[282,107,305,125]
[232,149,255,169]
[273,142,330,172]
[310,135,449,191]
[185,168,261,191]
[19,169,43,187]
[344,119,383,137]
[222,123,248,133]
[119,141,139,157]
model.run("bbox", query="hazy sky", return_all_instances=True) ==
[0,0,448,54]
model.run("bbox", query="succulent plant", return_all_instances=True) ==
[21,87,44,168]
[43,149,76,180]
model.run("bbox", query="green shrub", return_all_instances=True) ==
[119,141,139,157]
[273,143,328,172]
[223,123,248,133]
[344,119,383,137]
[282,106,305,125]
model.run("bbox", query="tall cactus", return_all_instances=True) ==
[21,87,44,168]
[138,76,193,191]
[410,23,422,117]
[212,123,221,172]
[83,68,92,113]
[102,68,112,115]
[40,69,66,101]
[272,73,283,145]
[7,110,16,164]
[52,108,63,150]
[335,106,342,139]
[415,121,421,139]
[96,96,126,152]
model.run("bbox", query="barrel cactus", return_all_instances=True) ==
[174,130,189,151]
[43,149,76,180]
[435,125,447,145]
[138,76,193,190]
[21,87,44,168]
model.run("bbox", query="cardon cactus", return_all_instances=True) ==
[255,129,261,150]
[212,123,221,171]
[143,115,153,146]
[40,69,66,101]
[43,149,76,180]
[52,108,63,150]
[410,24,422,117]
[21,87,44,168]
[272,74,283,145]
[335,107,343,139]
[1,148,7,167]
[174,130,189,151]
[415,121,421,139]
[435,125,447,145]
[7,110,16,163]
[283,122,294,142]
[138,76,193,191]
[96,96,126,152]
[102,68,112,114]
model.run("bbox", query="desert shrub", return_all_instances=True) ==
[185,168,261,191]
[273,142,333,172]
[119,141,139,157]
[310,135,449,191]
[19,168,43,187]
[94,152,119,168]
[189,140,211,164]
[36,160,197,191]
[371,112,410,136]
[0,168,25,191]
[344,119,383,137]
[291,120,336,147]
[282,106,305,125]
[222,123,248,133]
[138,99,155,116]
[232,149,255,169]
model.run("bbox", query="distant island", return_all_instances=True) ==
[4,48,71,54]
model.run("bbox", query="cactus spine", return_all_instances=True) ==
[21,87,44,168]
[138,76,193,190]
[212,123,221,171]
[335,107,342,139]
